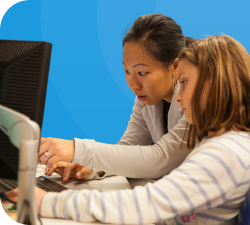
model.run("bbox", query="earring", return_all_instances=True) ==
[172,75,176,91]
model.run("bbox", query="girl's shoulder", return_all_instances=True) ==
[201,131,250,146]
[187,131,250,162]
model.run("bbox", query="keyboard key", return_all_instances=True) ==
[36,176,68,192]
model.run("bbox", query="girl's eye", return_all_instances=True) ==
[125,70,130,74]
[180,80,187,87]
[138,72,147,76]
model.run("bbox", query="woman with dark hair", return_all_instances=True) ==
[39,14,194,181]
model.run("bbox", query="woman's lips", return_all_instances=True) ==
[182,108,185,112]
[137,96,147,101]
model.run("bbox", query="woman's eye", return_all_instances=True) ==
[138,72,147,76]
[125,70,130,74]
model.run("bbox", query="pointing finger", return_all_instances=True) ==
[63,163,74,181]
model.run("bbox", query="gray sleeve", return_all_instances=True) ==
[71,114,190,179]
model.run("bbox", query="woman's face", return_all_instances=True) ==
[175,59,210,124]
[123,42,175,105]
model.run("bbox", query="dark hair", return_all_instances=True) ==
[123,14,195,67]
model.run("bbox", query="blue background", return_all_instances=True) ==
[0,0,249,143]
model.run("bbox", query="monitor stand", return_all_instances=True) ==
[17,140,39,225]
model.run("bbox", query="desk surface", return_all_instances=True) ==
[36,164,132,192]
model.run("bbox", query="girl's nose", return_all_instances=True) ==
[175,90,182,103]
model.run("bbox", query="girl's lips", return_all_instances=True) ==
[182,108,185,112]
[137,96,147,101]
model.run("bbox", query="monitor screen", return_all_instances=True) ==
[0,40,52,179]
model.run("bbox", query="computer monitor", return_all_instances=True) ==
[0,40,52,180]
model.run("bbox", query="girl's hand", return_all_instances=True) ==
[3,187,47,215]
[45,162,93,181]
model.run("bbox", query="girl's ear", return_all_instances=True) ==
[172,58,178,77]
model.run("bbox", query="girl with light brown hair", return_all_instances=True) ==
[5,35,250,224]
[177,35,250,148]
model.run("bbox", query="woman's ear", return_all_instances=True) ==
[172,58,178,77]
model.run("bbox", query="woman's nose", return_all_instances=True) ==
[128,75,142,91]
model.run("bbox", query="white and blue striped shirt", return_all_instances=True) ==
[41,131,250,224]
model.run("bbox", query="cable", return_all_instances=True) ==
[38,216,43,225]
[0,192,17,204]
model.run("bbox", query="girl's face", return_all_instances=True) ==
[175,59,210,124]
[123,42,176,105]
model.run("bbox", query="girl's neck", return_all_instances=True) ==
[207,127,237,138]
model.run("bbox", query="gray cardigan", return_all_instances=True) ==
[73,83,191,179]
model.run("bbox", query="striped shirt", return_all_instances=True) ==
[40,131,250,224]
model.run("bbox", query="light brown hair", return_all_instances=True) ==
[178,35,250,149]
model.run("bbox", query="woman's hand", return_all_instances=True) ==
[3,187,47,215]
[39,138,75,168]
[45,162,93,181]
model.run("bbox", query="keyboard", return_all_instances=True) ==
[36,176,68,192]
